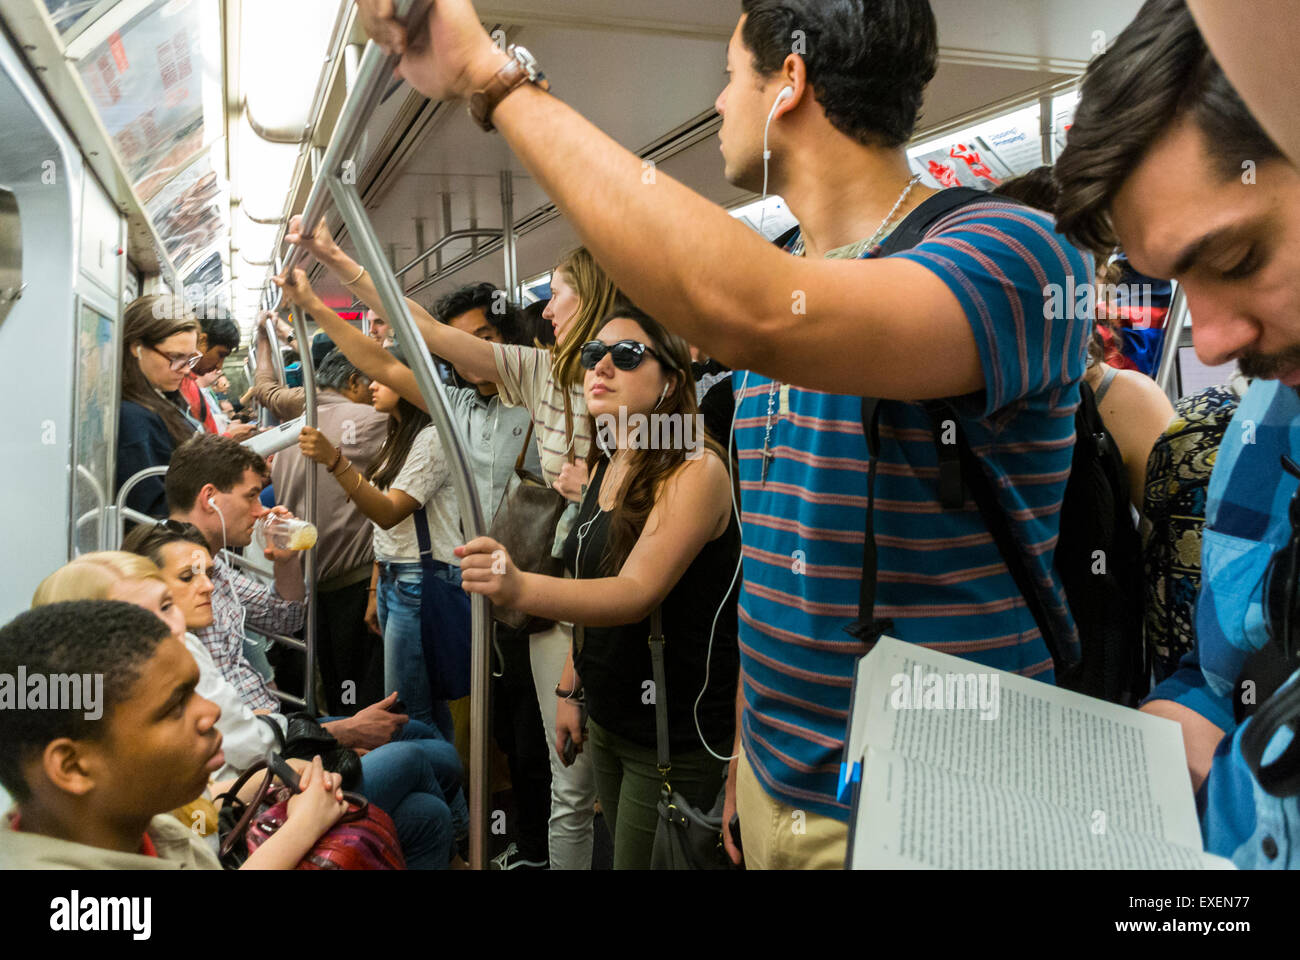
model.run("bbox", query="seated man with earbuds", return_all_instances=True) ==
[163,434,411,756]
[163,433,309,714]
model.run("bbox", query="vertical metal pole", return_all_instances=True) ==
[1040,94,1054,164]
[343,42,362,94]
[327,176,493,871]
[289,299,319,716]
[1154,283,1190,404]
[439,193,453,274]
[500,170,518,305]
[416,219,429,282]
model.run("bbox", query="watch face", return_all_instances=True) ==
[512,45,543,82]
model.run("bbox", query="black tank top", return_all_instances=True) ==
[561,457,740,753]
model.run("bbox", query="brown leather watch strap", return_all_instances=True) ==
[469,55,548,132]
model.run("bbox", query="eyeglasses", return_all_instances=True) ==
[1262,455,1300,662]
[147,343,204,372]
[579,339,664,371]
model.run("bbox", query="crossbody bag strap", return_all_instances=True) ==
[649,606,670,779]
[562,381,576,465]
[515,419,535,472]
[412,505,433,561]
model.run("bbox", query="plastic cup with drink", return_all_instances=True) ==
[256,513,318,551]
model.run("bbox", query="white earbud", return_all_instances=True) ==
[656,382,670,409]
[207,496,218,509]
[764,86,796,160]
[760,86,796,235]
[134,346,142,359]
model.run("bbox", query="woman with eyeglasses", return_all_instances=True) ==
[457,305,741,870]
[117,295,204,518]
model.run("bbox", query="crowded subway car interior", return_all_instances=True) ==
[0,0,1297,898]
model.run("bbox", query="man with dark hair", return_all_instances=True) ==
[430,282,550,870]
[182,315,253,439]
[360,0,1094,868]
[1055,0,1300,867]
[0,601,224,868]
[433,282,520,388]
[366,309,393,346]
[166,433,307,712]
[271,348,388,715]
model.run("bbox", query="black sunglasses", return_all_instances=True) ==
[579,339,665,371]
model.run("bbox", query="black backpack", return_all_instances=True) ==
[841,188,1148,705]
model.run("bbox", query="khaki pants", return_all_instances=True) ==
[735,748,849,869]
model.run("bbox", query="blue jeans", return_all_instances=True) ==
[321,717,469,869]
[376,562,453,740]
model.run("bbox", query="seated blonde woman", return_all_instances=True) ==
[30,552,348,869]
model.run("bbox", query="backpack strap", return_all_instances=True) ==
[848,188,1020,640]
[923,402,1071,676]
[846,398,894,643]
[877,187,1009,257]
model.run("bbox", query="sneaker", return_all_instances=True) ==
[489,842,549,870]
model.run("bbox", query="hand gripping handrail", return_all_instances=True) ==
[266,1,495,869]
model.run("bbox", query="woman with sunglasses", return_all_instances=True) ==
[117,295,204,518]
[275,241,620,869]
[458,305,741,870]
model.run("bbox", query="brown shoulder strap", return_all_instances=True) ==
[515,419,535,472]
[562,383,576,465]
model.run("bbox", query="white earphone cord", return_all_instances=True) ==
[690,86,788,761]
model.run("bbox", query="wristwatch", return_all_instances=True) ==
[469,45,550,133]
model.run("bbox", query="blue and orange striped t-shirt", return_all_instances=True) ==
[736,199,1094,821]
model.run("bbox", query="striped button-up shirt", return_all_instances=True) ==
[193,556,305,712]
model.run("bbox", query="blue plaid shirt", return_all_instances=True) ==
[1147,379,1300,730]
[1149,378,1300,864]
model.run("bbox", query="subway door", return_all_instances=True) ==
[0,28,101,622]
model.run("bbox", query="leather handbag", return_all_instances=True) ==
[217,753,405,870]
[646,608,737,870]
[257,713,362,792]
[487,397,576,633]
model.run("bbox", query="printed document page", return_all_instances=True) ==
[846,638,1234,869]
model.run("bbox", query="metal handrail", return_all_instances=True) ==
[262,1,496,868]
[328,175,493,870]
[273,37,407,301]
[1154,283,1190,403]
[394,228,503,279]
[262,314,288,386]
[114,465,169,548]
[272,689,308,710]
[75,464,108,550]
[266,633,307,653]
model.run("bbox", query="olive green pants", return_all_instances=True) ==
[587,716,727,870]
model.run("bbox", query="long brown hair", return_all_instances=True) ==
[121,295,200,445]
[583,306,726,575]
[366,346,433,491]
[549,247,622,389]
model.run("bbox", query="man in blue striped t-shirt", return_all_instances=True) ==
[359,0,1094,868]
